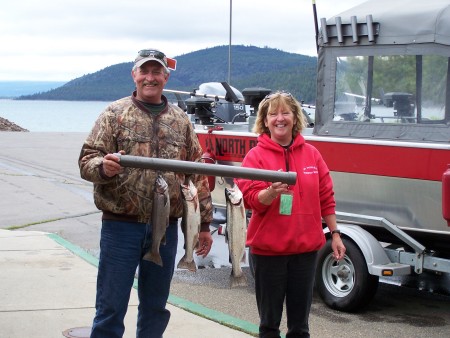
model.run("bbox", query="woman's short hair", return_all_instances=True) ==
[252,91,307,136]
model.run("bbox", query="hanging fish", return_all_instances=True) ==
[143,174,170,266]
[177,178,201,272]
[225,185,248,287]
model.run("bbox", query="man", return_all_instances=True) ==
[79,49,213,338]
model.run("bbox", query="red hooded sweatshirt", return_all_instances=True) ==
[235,133,336,256]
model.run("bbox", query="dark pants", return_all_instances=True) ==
[251,251,318,338]
[91,219,178,338]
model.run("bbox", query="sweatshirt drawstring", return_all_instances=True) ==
[284,146,303,199]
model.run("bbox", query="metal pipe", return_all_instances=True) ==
[367,15,374,42]
[228,0,232,85]
[312,0,319,53]
[116,154,297,185]
[335,16,343,43]
[351,16,358,43]
[320,18,328,44]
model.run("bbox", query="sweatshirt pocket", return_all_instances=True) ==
[250,211,324,254]
[287,212,324,252]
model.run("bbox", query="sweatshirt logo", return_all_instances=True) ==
[303,166,318,175]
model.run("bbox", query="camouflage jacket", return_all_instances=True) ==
[79,93,213,228]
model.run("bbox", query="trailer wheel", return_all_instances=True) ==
[315,238,379,312]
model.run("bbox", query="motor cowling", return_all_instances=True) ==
[443,164,450,227]
[201,150,216,191]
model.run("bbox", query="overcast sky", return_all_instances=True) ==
[0,0,367,82]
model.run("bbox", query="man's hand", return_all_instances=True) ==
[196,231,213,258]
[102,151,125,177]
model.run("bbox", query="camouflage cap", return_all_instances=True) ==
[134,49,177,71]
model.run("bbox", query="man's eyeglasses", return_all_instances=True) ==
[137,49,177,70]
[138,49,166,61]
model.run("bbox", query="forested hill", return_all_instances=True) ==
[18,45,318,103]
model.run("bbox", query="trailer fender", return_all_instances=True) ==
[325,224,391,275]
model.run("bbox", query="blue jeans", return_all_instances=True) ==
[91,219,178,338]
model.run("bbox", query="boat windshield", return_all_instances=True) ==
[334,55,448,125]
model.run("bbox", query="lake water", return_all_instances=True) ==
[0,99,110,132]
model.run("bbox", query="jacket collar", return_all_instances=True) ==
[131,91,169,116]
[258,133,305,151]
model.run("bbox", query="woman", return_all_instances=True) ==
[235,91,346,338]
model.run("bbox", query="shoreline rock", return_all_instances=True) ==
[0,117,29,132]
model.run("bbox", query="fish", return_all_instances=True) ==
[225,185,248,287]
[177,178,201,272]
[143,174,170,266]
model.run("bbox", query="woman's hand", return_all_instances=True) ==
[258,182,289,205]
[331,235,346,260]
[324,214,346,260]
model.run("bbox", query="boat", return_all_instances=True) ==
[161,0,450,311]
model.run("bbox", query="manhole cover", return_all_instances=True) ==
[62,326,91,337]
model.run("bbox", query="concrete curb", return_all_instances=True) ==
[47,232,259,337]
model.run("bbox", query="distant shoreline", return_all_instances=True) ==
[0,117,28,132]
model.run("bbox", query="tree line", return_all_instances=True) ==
[18,45,318,104]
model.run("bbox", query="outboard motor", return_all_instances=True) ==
[190,82,246,123]
[383,92,415,117]
[185,97,216,125]
[242,87,272,131]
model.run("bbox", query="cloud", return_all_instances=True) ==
[0,0,367,81]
